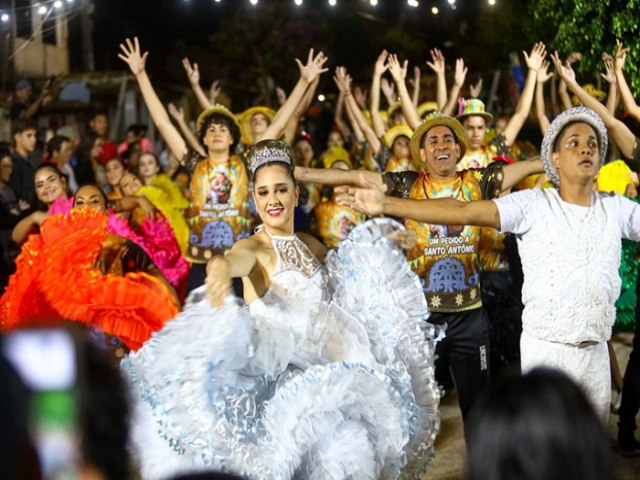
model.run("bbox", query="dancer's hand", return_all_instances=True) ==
[335,173,386,216]
[182,58,200,86]
[426,48,445,75]
[387,228,417,251]
[524,42,547,72]
[453,58,468,88]
[206,257,232,308]
[118,37,148,76]
[168,103,185,122]
[537,61,554,84]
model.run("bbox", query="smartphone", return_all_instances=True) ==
[2,328,80,479]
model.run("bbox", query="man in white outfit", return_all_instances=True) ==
[342,106,640,422]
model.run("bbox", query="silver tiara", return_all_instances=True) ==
[248,144,294,175]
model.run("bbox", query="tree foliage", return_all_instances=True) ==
[529,0,640,95]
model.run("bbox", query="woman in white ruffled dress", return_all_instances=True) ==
[122,140,441,480]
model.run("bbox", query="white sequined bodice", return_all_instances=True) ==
[519,189,621,344]
[249,232,328,316]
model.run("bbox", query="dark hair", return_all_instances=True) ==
[465,368,614,480]
[34,163,65,181]
[73,184,108,209]
[79,340,130,480]
[46,135,71,158]
[11,119,37,138]
[171,165,191,182]
[0,148,11,161]
[197,113,241,154]
[252,161,296,187]
[552,120,599,153]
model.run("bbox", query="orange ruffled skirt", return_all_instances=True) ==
[0,208,178,350]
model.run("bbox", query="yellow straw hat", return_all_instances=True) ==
[239,106,276,145]
[382,125,413,150]
[410,113,468,164]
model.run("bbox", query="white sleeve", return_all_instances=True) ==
[617,195,640,241]
[492,189,535,235]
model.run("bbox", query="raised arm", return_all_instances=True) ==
[501,157,544,191]
[342,87,366,144]
[209,80,222,107]
[380,77,396,109]
[262,49,328,142]
[535,60,553,134]
[282,76,320,145]
[168,102,206,157]
[442,59,467,116]
[552,51,637,159]
[338,173,500,228]
[335,67,380,153]
[426,48,447,111]
[370,50,390,138]
[334,91,352,140]
[387,54,421,129]
[501,42,547,147]
[601,53,618,115]
[614,40,640,122]
[182,58,212,111]
[411,65,421,107]
[118,38,187,160]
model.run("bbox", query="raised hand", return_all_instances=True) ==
[537,60,554,83]
[118,37,148,76]
[296,49,329,84]
[550,51,577,88]
[275,86,287,105]
[601,54,616,84]
[411,65,421,86]
[453,58,468,87]
[374,50,390,77]
[205,257,232,309]
[523,42,547,72]
[182,58,200,86]
[566,51,582,66]
[168,103,185,121]
[387,54,408,83]
[426,48,445,75]
[209,80,222,103]
[469,78,483,99]
[333,66,351,94]
[380,77,395,101]
[335,173,386,216]
[614,39,628,72]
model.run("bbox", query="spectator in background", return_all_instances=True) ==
[45,136,78,193]
[10,78,50,121]
[9,119,38,204]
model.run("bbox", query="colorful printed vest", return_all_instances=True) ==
[187,155,252,263]
[384,167,503,312]
[312,200,367,249]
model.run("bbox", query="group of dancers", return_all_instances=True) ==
[2,34,640,478]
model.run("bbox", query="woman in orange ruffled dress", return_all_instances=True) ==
[0,184,179,357]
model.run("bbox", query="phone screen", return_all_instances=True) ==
[2,329,80,479]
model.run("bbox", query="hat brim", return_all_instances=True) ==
[382,125,413,150]
[540,107,608,187]
[196,105,241,141]
[410,116,468,167]
[240,106,276,145]
[456,111,494,123]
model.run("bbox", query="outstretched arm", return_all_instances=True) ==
[601,53,618,115]
[337,173,501,228]
[442,59,467,116]
[501,157,544,191]
[387,54,421,130]
[411,65,421,107]
[282,76,320,145]
[426,48,447,111]
[119,38,187,160]
[168,103,206,157]
[370,50,390,138]
[535,60,553,134]
[295,164,383,190]
[614,40,640,122]
[552,52,637,159]
[334,91,352,140]
[335,67,381,153]
[502,42,547,147]
[262,49,328,142]
[182,58,212,111]
[342,88,366,144]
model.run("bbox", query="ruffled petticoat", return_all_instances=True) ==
[123,219,441,479]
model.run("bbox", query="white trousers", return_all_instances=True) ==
[520,331,610,424]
